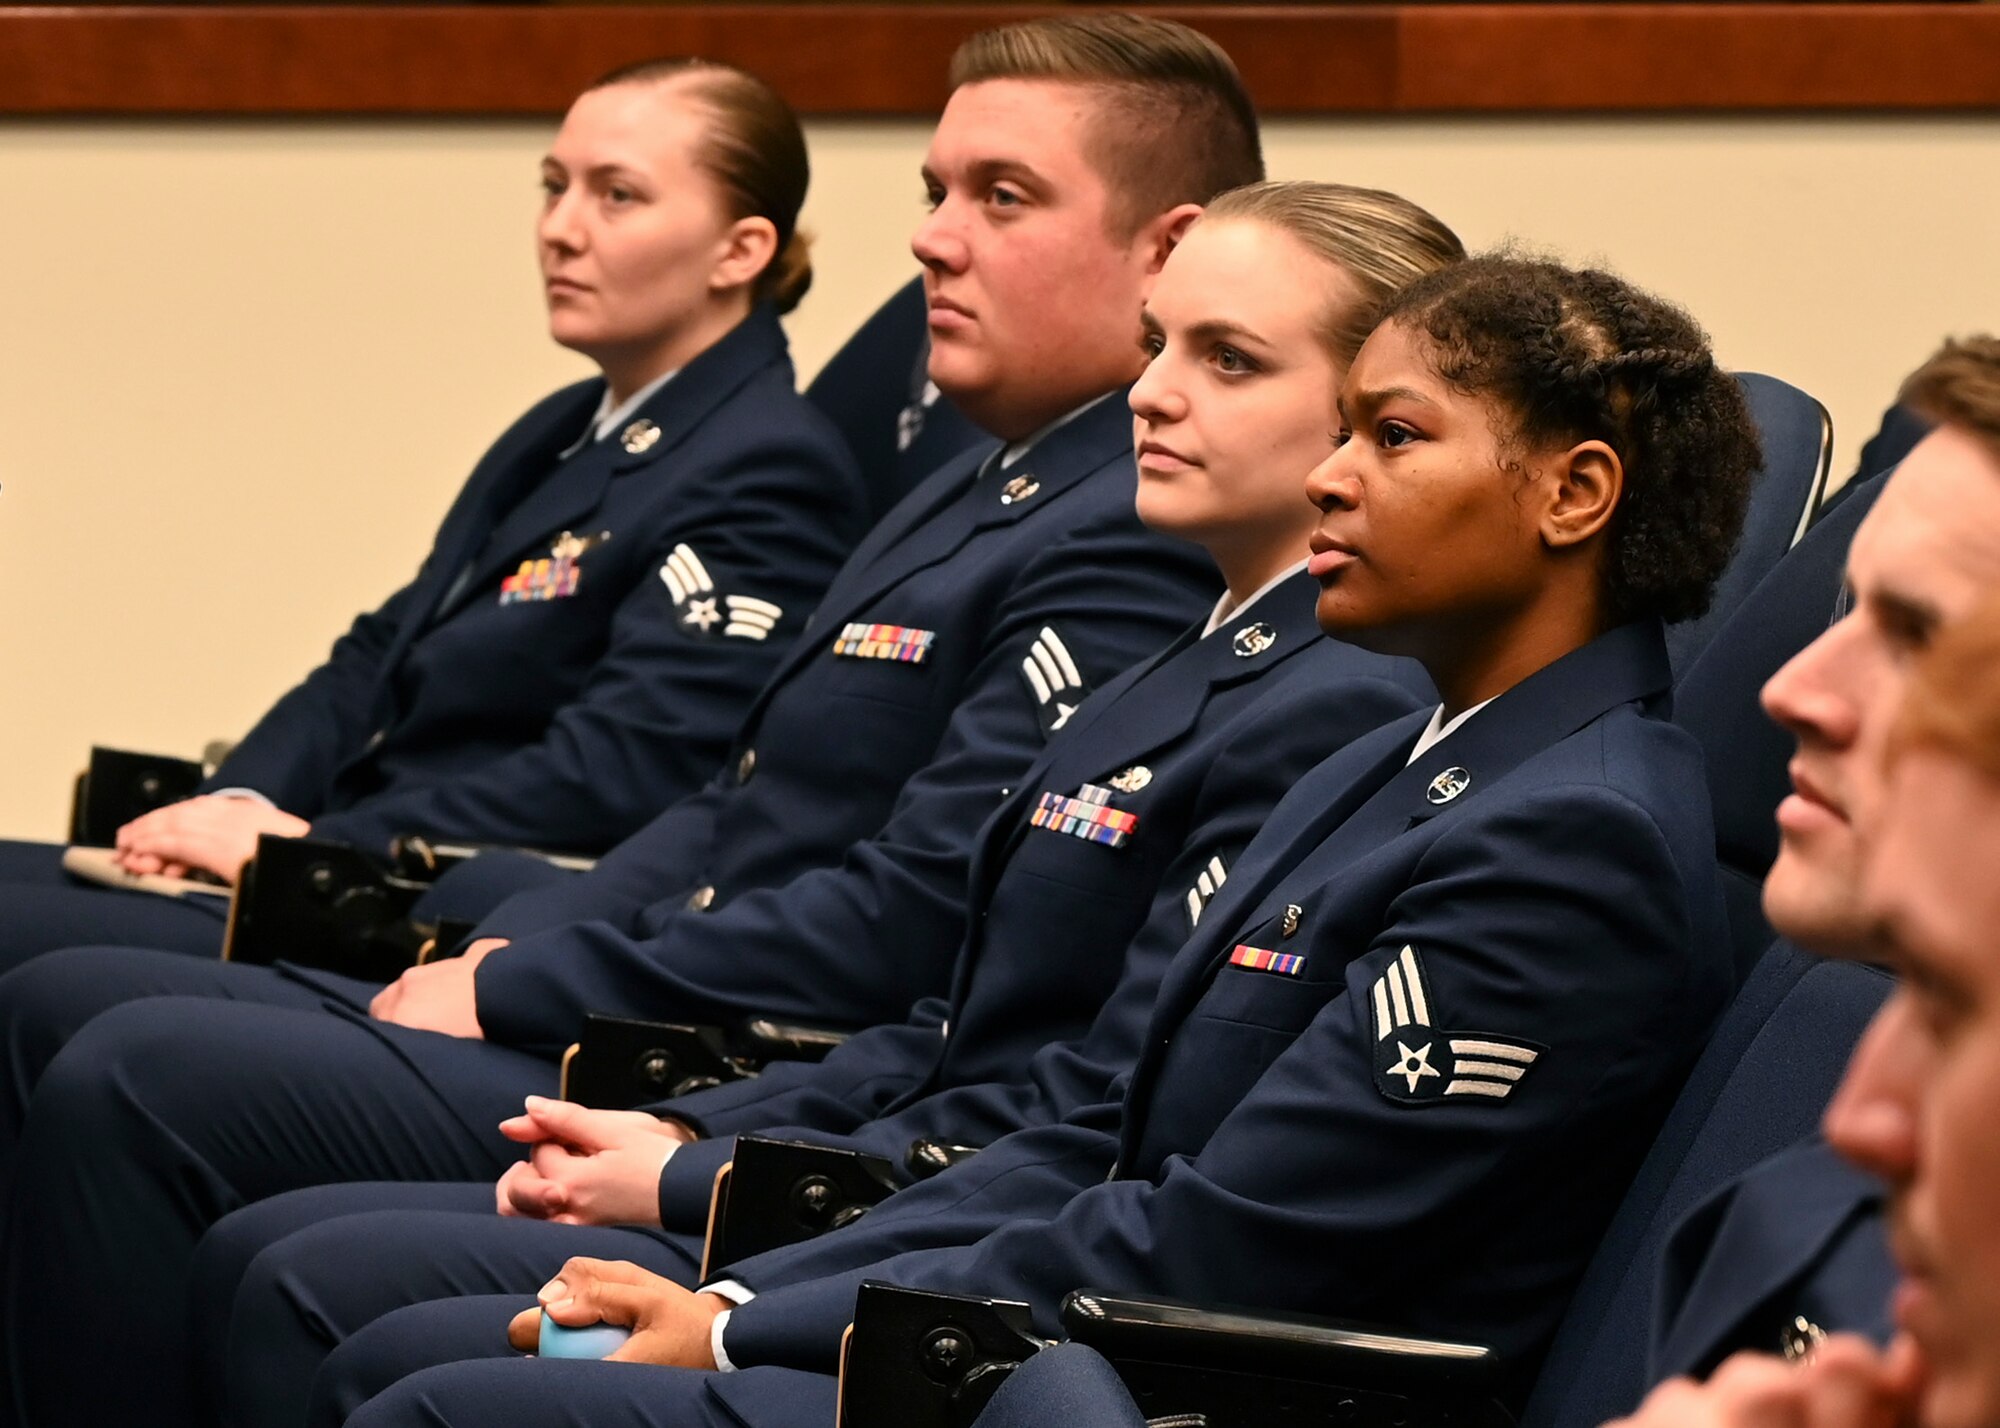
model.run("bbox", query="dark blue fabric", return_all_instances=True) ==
[1665,374,1832,673]
[1651,1137,1895,1381]
[803,274,987,522]
[651,577,1429,1221]
[0,393,1216,1428]
[1671,471,1886,978]
[972,1344,1149,1428]
[712,622,1730,1413]
[188,582,1423,1421]
[1518,947,1892,1428]
[212,306,866,859]
[458,391,1218,1053]
[0,838,228,962]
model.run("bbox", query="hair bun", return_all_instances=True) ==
[764,228,814,316]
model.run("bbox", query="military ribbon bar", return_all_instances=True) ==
[833,622,936,664]
[1229,944,1306,977]
[499,556,581,605]
[1031,788,1139,849]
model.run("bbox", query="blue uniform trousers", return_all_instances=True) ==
[192,1182,699,1428]
[0,838,228,963]
[346,1353,836,1428]
[0,983,556,1428]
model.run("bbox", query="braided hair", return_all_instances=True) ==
[1379,255,1760,626]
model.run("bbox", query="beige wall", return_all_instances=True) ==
[2,113,1996,840]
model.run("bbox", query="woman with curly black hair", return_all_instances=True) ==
[317,256,1764,1428]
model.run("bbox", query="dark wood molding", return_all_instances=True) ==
[3,5,1997,117]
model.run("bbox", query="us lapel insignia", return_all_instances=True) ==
[1031,782,1138,849]
[1228,943,1305,977]
[833,622,935,663]
[1425,766,1472,805]
[621,418,663,455]
[499,529,608,605]
[1107,765,1152,794]
[1184,853,1228,927]
[1019,626,1089,739]
[1232,622,1277,658]
[1280,903,1303,938]
[1369,945,1544,1106]
[897,380,940,453]
[658,545,783,641]
[1000,474,1041,505]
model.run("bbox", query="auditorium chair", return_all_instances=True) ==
[1664,374,1832,673]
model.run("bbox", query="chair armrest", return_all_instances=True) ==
[837,1282,1048,1428]
[1060,1290,1512,1428]
[389,834,597,879]
[561,1015,855,1110]
[69,746,206,846]
[738,1017,850,1063]
[704,1134,900,1271]
[561,1014,744,1108]
[222,834,431,981]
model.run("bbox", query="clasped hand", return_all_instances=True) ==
[495,1095,694,1226]
[507,1257,728,1369]
[368,937,509,1038]
[113,795,309,883]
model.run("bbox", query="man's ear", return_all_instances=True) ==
[1541,439,1624,550]
[1137,203,1205,275]
[710,216,780,296]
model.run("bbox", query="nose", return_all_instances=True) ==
[1761,611,1864,752]
[539,185,585,256]
[912,198,968,275]
[1305,439,1360,514]
[1824,994,1923,1187]
[1128,346,1184,425]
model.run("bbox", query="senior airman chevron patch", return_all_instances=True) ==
[658,545,784,641]
[1018,626,1090,739]
[1369,945,1544,1106]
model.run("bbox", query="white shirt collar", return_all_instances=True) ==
[1202,559,1309,638]
[1405,698,1495,766]
[561,368,681,459]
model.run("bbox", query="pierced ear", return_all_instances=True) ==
[1542,439,1623,550]
[1140,203,1205,274]
[710,216,780,296]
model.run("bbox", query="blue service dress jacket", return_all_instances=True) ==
[209,305,867,858]
[704,620,1732,1407]
[649,574,1431,1223]
[1650,1137,1895,1381]
[455,390,1221,1056]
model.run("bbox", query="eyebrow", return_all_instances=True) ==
[1340,384,1440,415]
[1867,584,1945,639]
[923,158,1049,192]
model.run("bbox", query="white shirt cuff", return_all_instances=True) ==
[207,787,274,806]
[704,1279,756,1371]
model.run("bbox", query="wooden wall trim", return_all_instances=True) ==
[2,5,1997,118]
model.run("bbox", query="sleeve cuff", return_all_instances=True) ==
[704,1283,757,1373]
[208,787,275,806]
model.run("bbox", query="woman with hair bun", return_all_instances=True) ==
[0,58,868,965]
[270,261,1766,1428]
